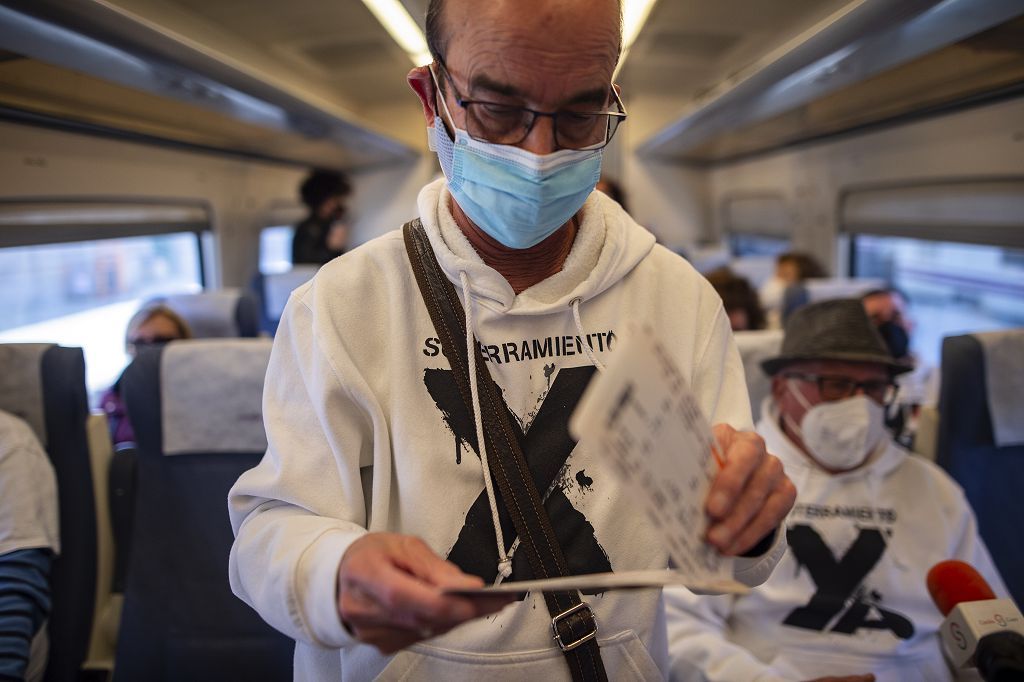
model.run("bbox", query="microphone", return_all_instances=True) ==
[927,560,1024,682]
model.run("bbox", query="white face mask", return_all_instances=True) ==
[785,380,886,471]
[759,276,787,310]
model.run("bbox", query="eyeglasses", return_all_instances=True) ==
[432,60,627,150]
[784,372,897,404]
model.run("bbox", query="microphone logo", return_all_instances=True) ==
[950,622,968,651]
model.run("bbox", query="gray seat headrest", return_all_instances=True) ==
[160,339,273,455]
[0,343,54,446]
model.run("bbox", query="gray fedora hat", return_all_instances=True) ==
[761,298,914,376]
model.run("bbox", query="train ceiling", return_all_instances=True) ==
[0,0,1022,168]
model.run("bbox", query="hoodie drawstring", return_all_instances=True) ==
[456,279,607,585]
[459,271,513,582]
[570,297,606,373]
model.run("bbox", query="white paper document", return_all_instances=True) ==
[570,323,732,580]
[447,325,734,598]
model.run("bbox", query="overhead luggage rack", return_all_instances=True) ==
[0,0,419,169]
[636,0,1024,165]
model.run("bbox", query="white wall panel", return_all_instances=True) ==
[0,121,430,285]
[707,97,1024,273]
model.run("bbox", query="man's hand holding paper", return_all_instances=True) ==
[569,324,795,582]
[705,423,795,557]
[445,325,795,598]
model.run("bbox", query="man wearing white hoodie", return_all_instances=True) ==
[228,0,797,679]
[666,299,1008,682]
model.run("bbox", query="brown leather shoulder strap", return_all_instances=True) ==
[403,219,607,682]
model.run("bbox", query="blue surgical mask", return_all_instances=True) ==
[428,115,602,250]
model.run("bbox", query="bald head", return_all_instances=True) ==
[421,0,622,142]
[427,0,621,79]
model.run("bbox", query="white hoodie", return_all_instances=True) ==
[666,399,1009,682]
[228,179,785,681]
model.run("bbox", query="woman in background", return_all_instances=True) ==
[706,268,767,332]
[100,303,192,445]
[760,251,829,327]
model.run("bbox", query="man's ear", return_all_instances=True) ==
[408,65,438,126]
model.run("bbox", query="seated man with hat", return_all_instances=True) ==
[665,299,1008,682]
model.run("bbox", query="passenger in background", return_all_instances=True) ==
[861,288,937,448]
[291,169,352,266]
[101,303,192,445]
[0,409,59,682]
[596,176,629,213]
[666,299,1007,682]
[706,267,766,331]
[760,251,829,328]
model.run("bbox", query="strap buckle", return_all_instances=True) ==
[551,602,598,652]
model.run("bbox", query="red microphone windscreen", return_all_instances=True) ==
[927,560,997,616]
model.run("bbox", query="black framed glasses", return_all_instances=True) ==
[432,61,627,150]
[784,372,897,404]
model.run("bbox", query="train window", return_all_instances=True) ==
[259,225,294,275]
[0,232,203,396]
[721,194,792,257]
[728,233,790,257]
[851,235,1024,367]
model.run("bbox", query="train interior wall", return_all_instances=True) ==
[1,96,1022,289]
[0,119,436,288]
[704,97,1024,273]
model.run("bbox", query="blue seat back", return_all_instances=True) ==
[0,344,97,682]
[116,339,292,681]
[259,265,318,336]
[936,333,1024,606]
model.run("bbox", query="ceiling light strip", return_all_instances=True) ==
[360,0,432,66]
[615,0,659,78]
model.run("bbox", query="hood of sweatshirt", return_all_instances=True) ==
[416,178,657,316]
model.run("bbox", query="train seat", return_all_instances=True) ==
[802,277,885,302]
[259,265,319,335]
[728,255,776,289]
[115,338,293,681]
[81,411,120,677]
[0,344,97,682]
[782,277,885,321]
[151,289,261,339]
[733,329,784,423]
[687,243,732,273]
[936,330,1024,607]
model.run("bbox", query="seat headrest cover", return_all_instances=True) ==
[733,328,785,353]
[160,290,243,338]
[804,278,885,303]
[975,329,1024,447]
[263,266,318,321]
[734,330,784,422]
[728,256,775,289]
[0,343,53,446]
[160,339,272,455]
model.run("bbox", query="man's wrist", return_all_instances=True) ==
[739,528,777,558]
